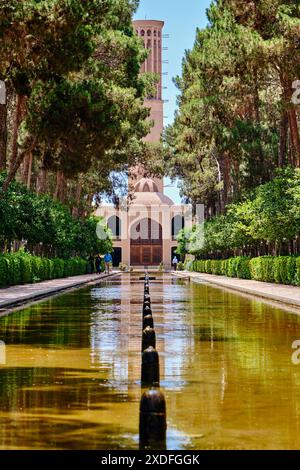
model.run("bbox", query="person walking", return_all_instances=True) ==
[88,254,95,274]
[95,254,102,275]
[172,255,179,271]
[104,252,113,274]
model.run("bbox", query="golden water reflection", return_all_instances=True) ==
[0,273,300,449]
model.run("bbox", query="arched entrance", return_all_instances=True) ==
[112,247,122,267]
[130,218,163,266]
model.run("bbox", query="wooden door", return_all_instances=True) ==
[130,218,163,266]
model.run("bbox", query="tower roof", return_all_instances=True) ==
[135,177,159,193]
[133,20,164,28]
[132,178,174,206]
[132,191,174,207]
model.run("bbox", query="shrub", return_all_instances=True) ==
[177,261,184,271]
[9,255,21,286]
[296,258,300,286]
[249,257,275,282]
[221,258,230,276]
[31,256,43,282]
[52,259,65,279]
[287,257,297,285]
[205,260,212,274]
[0,257,8,287]
[190,255,299,285]
[216,260,223,275]
[18,253,33,284]
[235,257,251,280]
[64,259,74,277]
[272,256,297,285]
[0,252,88,288]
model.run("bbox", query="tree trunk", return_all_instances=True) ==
[10,94,27,171]
[280,74,300,167]
[72,175,83,217]
[212,147,224,214]
[0,98,8,170]
[232,160,240,199]
[21,151,33,189]
[252,71,269,182]
[26,152,33,189]
[219,153,230,212]
[36,167,48,194]
[278,111,288,167]
[252,72,261,123]
[288,108,300,166]
[54,170,66,202]
[0,137,37,193]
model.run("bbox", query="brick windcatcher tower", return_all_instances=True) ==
[131,20,164,193]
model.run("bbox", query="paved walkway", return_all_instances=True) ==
[0,272,118,311]
[173,271,300,310]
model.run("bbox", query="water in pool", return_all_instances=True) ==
[0,273,300,449]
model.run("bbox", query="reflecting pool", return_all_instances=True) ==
[0,273,300,449]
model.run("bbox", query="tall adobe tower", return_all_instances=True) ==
[131,20,164,193]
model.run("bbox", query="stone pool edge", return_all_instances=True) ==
[0,272,120,313]
[173,271,300,312]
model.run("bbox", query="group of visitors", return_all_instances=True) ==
[88,253,113,275]
[89,253,179,273]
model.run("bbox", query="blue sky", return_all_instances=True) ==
[134,0,212,203]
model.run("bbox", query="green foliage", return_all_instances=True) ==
[52,259,66,280]
[190,255,300,286]
[176,227,194,258]
[188,169,300,258]
[18,252,33,284]
[190,257,251,278]
[234,257,251,280]
[177,261,184,271]
[166,0,300,213]
[0,0,154,198]
[249,257,275,283]
[296,258,300,286]
[0,256,8,287]
[0,172,112,258]
[0,251,87,288]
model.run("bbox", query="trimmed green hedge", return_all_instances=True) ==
[189,256,300,286]
[0,251,88,288]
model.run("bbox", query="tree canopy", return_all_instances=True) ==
[0,0,155,203]
[167,0,300,217]
[179,168,300,259]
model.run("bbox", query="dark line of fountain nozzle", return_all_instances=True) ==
[139,388,166,450]
[141,346,160,386]
[139,271,167,450]
[142,326,156,352]
[143,304,152,317]
[143,314,154,329]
